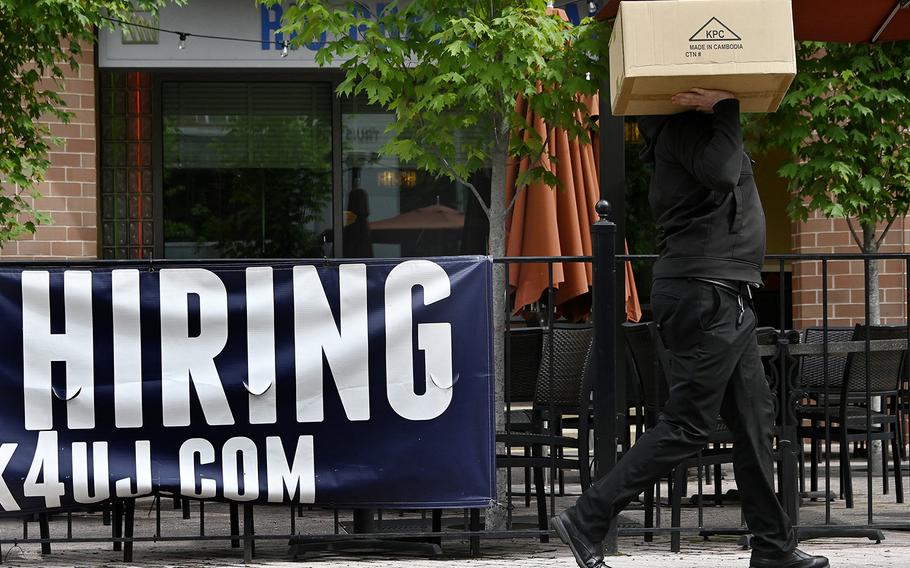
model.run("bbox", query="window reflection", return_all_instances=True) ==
[162,82,333,259]
[341,96,490,258]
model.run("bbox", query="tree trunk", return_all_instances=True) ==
[484,128,509,531]
[861,222,883,474]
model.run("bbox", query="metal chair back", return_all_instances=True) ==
[800,326,854,391]
[533,324,594,411]
[843,324,908,396]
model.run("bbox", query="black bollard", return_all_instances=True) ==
[591,199,619,554]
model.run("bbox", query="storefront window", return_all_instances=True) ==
[340,96,490,258]
[162,81,333,258]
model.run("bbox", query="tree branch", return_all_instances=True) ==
[845,217,864,249]
[435,150,490,219]
[874,213,899,250]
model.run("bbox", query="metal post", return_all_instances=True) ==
[469,508,481,557]
[592,199,618,554]
[38,513,50,555]
[243,504,254,563]
[112,500,123,552]
[123,498,135,562]
[776,330,800,528]
[230,503,240,548]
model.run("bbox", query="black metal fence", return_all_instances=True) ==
[3,218,910,563]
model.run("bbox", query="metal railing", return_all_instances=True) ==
[2,217,910,562]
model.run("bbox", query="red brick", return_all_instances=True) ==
[793,262,818,277]
[65,168,96,183]
[58,93,82,108]
[825,289,851,304]
[884,289,907,303]
[816,232,852,248]
[81,212,97,227]
[48,122,82,139]
[51,241,85,257]
[798,275,823,290]
[879,274,905,288]
[80,124,96,139]
[66,197,96,212]
[797,304,824,319]
[851,289,873,303]
[834,304,867,319]
[825,261,852,275]
[15,241,52,256]
[64,139,95,153]
[79,65,95,80]
[81,184,96,198]
[69,109,94,124]
[794,290,818,305]
[47,182,84,197]
[833,275,865,289]
[880,303,906,318]
[49,211,84,226]
[34,196,67,211]
[64,79,94,95]
[799,218,833,233]
[80,94,95,110]
[883,259,907,274]
[47,152,81,168]
[66,227,97,241]
[47,138,66,152]
[45,167,66,181]
[81,242,98,258]
[33,226,68,240]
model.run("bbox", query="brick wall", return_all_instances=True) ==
[791,210,909,329]
[1,40,97,260]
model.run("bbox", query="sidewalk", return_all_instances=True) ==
[2,468,908,568]
[1,525,907,567]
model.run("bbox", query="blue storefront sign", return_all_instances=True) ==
[0,257,494,512]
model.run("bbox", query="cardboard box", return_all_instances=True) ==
[608,0,796,116]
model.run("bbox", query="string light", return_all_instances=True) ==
[101,15,289,58]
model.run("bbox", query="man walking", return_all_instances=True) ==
[550,88,829,568]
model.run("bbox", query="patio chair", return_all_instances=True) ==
[504,326,543,507]
[796,324,906,508]
[505,326,543,405]
[796,326,853,497]
[496,323,595,541]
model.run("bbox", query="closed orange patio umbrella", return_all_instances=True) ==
[505,91,642,323]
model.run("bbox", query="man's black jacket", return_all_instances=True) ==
[638,99,765,284]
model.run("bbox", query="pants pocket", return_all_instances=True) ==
[652,283,707,352]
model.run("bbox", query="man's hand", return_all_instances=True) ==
[671,88,736,113]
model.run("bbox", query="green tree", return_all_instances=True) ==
[0,1,175,246]
[267,0,609,525]
[746,41,910,322]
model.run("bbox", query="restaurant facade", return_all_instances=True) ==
[4,0,910,329]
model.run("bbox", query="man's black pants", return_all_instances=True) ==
[571,277,796,556]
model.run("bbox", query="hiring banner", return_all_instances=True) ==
[0,257,494,513]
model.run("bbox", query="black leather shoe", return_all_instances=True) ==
[750,548,830,568]
[549,510,610,568]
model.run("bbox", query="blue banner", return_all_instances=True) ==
[0,257,494,512]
